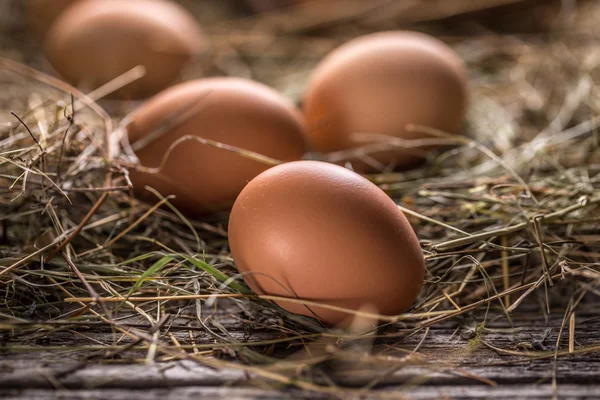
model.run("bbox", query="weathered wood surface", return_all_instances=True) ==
[2,386,600,400]
[2,303,600,399]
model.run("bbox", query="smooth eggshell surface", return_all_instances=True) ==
[228,160,425,326]
[126,78,307,214]
[303,31,468,170]
[45,0,205,98]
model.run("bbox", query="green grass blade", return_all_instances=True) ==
[182,255,249,293]
[124,255,174,299]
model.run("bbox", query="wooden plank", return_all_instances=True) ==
[2,305,600,397]
[2,385,600,399]
[2,388,320,400]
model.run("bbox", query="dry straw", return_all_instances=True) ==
[1,0,600,396]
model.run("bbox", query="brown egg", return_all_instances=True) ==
[126,78,307,214]
[27,0,82,35]
[44,0,205,98]
[303,31,468,170]
[228,160,425,326]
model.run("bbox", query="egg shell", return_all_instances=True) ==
[44,0,205,98]
[303,31,468,170]
[228,160,425,326]
[27,0,82,35]
[126,77,307,214]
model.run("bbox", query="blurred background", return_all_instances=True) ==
[0,0,598,154]
[0,0,591,97]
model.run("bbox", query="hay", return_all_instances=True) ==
[1,0,600,397]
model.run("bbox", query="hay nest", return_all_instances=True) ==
[1,0,600,395]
